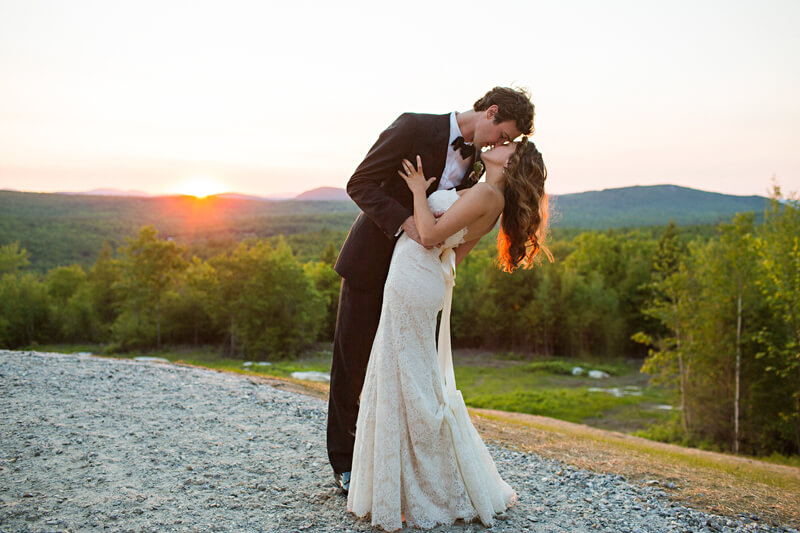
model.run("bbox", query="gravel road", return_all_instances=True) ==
[1,350,795,533]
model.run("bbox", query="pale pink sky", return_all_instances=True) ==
[1,0,798,198]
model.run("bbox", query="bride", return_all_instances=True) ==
[346,136,549,531]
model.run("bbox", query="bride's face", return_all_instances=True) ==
[481,141,517,168]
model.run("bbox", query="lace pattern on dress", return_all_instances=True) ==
[347,189,516,531]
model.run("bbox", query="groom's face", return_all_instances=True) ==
[473,105,522,151]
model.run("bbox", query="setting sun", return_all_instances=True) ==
[174,176,226,198]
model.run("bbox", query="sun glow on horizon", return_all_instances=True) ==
[174,176,226,198]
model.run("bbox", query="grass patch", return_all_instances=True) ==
[124,346,334,379]
[762,453,800,469]
[466,387,642,423]
[522,359,629,376]
[233,357,332,379]
[453,358,671,431]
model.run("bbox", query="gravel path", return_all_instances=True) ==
[1,350,795,533]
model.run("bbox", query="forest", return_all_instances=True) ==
[0,186,797,459]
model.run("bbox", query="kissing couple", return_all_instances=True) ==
[327,86,549,531]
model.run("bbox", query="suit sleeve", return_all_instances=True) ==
[346,113,416,239]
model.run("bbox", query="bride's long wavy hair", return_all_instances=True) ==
[497,137,552,272]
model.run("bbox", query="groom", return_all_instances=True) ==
[328,87,535,493]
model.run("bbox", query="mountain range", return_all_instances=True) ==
[2,185,769,230]
[0,184,770,272]
[550,184,767,228]
[52,187,342,200]
[42,183,769,220]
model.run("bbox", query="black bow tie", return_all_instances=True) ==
[451,136,475,159]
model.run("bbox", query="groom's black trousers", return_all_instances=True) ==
[327,278,384,474]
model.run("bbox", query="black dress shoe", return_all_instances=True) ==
[334,471,351,495]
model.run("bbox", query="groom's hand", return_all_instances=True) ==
[401,216,431,249]
[401,216,442,249]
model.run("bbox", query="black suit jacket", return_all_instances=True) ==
[335,112,477,289]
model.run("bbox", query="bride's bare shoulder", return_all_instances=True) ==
[457,183,498,198]
[458,183,503,206]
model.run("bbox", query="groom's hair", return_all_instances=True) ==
[473,87,534,136]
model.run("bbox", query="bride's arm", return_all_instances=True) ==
[399,156,490,247]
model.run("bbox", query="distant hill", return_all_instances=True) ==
[211,192,269,201]
[54,188,325,200]
[0,185,769,271]
[59,188,153,197]
[295,187,350,201]
[553,185,768,228]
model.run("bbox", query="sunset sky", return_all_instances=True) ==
[1,0,798,198]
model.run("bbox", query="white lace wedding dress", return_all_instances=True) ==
[347,189,516,531]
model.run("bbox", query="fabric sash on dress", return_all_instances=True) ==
[437,247,458,395]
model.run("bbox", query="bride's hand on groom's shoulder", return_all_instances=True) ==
[399,156,436,194]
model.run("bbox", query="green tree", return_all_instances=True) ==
[638,211,794,455]
[471,257,540,349]
[654,221,684,277]
[112,226,187,350]
[638,223,694,432]
[85,240,121,341]
[205,247,246,355]
[756,186,800,451]
[206,238,325,358]
[320,240,338,266]
[165,256,216,346]
[562,230,656,355]
[522,264,562,355]
[560,269,623,357]
[45,264,89,341]
[0,242,30,274]
[451,248,495,347]
[717,213,759,453]
[304,260,340,342]
[0,272,49,348]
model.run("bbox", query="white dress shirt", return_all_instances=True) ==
[396,112,473,236]
[438,111,473,191]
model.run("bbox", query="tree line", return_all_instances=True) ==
[0,186,797,456]
[634,187,799,457]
